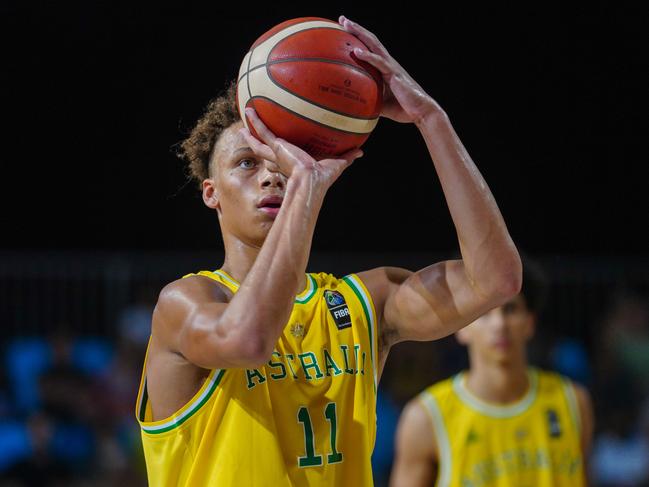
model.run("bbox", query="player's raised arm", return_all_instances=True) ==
[340,16,521,347]
[155,109,364,370]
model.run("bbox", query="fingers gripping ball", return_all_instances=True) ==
[236,17,383,159]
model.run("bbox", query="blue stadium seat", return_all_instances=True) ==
[5,338,52,414]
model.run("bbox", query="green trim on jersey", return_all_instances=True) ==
[213,269,239,289]
[342,275,377,393]
[295,274,318,304]
[212,269,318,305]
[138,382,148,422]
[141,369,226,434]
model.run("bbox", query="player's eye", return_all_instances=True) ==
[238,158,256,169]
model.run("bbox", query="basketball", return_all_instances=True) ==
[236,17,383,159]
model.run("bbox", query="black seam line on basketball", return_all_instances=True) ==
[267,26,348,61]
[246,48,253,101]
[258,24,343,64]
[263,61,378,122]
[247,95,370,135]
[240,57,376,85]
[237,24,361,85]
[239,25,371,84]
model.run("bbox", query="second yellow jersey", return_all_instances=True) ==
[419,368,585,487]
[135,269,378,486]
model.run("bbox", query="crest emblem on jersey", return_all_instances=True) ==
[547,409,562,437]
[324,290,352,330]
[290,322,305,338]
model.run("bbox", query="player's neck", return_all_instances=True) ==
[220,233,260,284]
[465,355,530,404]
[220,234,306,294]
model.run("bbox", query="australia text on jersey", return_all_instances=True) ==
[245,343,367,389]
[460,446,582,487]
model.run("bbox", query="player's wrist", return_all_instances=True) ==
[414,101,448,129]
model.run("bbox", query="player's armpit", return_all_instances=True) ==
[354,267,410,362]
[390,399,438,487]
[153,276,268,369]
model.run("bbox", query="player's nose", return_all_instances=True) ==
[260,159,286,188]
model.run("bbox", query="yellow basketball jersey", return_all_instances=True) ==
[135,269,378,486]
[419,368,585,487]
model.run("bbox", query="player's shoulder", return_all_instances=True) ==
[348,266,413,308]
[418,374,457,404]
[546,368,592,404]
[534,367,590,400]
[532,366,565,385]
[355,266,413,289]
[158,273,230,308]
[395,390,440,460]
[306,271,343,289]
[153,274,230,332]
[399,377,457,454]
[309,270,381,299]
[401,391,437,432]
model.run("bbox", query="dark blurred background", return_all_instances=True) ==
[1,2,647,486]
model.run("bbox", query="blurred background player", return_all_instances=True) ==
[390,259,594,487]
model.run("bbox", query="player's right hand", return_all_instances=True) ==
[240,107,363,191]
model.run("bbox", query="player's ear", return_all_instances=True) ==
[202,178,220,211]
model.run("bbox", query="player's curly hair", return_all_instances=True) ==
[178,79,241,189]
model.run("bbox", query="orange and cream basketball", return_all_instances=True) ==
[236,17,383,159]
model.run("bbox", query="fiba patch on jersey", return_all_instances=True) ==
[547,409,562,437]
[325,290,352,330]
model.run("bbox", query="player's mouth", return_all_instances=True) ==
[491,337,511,350]
[257,195,284,218]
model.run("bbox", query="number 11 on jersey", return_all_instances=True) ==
[297,402,343,467]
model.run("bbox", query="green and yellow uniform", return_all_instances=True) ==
[135,269,378,486]
[419,368,585,487]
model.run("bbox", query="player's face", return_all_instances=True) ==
[202,121,288,245]
[457,294,535,364]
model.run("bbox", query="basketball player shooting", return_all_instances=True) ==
[135,15,522,486]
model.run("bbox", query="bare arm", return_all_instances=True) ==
[341,17,521,349]
[574,384,595,471]
[390,400,438,487]
[155,108,363,370]
[382,109,521,344]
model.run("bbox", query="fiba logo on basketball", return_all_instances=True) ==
[236,17,383,159]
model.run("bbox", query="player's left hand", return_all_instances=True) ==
[339,15,441,125]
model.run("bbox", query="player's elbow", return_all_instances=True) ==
[181,320,273,369]
[220,316,276,367]
[494,268,522,302]
[211,333,274,369]
[233,334,274,368]
[485,253,523,304]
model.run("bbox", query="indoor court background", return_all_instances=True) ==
[1,3,647,486]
